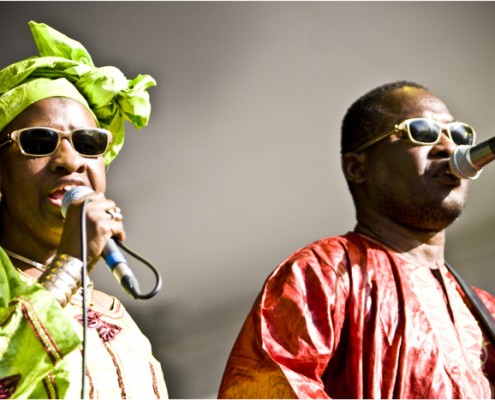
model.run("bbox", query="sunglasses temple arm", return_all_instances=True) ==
[0,136,12,150]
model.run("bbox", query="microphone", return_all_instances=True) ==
[449,136,495,179]
[61,186,141,298]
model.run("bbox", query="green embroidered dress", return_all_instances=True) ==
[0,248,167,398]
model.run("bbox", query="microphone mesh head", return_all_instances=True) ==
[449,145,482,180]
[61,186,94,217]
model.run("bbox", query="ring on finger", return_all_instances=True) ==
[106,207,123,222]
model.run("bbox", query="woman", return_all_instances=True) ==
[0,21,167,398]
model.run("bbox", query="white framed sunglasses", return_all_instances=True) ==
[351,118,476,153]
[0,127,112,157]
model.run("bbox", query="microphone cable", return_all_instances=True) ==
[79,199,90,399]
[76,199,163,397]
[114,239,162,300]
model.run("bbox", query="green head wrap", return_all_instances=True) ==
[0,21,156,165]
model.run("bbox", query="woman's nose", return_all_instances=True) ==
[49,138,87,173]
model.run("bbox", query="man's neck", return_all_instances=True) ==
[354,217,446,267]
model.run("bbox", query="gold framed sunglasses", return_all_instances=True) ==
[0,127,112,157]
[351,118,476,153]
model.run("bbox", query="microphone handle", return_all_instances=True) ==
[450,136,495,179]
[102,239,141,297]
[470,136,495,169]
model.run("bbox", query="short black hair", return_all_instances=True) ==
[341,80,427,154]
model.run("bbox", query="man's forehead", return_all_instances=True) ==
[382,86,430,106]
[382,87,453,122]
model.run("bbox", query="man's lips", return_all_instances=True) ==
[435,168,462,187]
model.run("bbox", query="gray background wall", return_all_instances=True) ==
[1,2,495,398]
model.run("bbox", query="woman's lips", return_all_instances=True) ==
[47,185,79,208]
[48,190,66,208]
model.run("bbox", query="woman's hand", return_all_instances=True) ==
[57,190,126,270]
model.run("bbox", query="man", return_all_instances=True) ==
[0,22,167,398]
[218,81,495,398]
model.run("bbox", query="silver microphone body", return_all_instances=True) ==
[449,136,495,179]
[61,186,94,217]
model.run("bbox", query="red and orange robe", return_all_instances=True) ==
[219,232,495,398]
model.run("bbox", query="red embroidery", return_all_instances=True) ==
[0,374,21,399]
[17,297,62,364]
[149,362,161,399]
[42,373,58,399]
[104,342,126,399]
[76,310,122,342]
[76,310,127,397]
[84,362,95,400]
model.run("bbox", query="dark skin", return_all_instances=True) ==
[341,87,470,267]
[0,97,126,309]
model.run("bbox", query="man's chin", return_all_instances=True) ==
[400,202,464,232]
[428,207,464,231]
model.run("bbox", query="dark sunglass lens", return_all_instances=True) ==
[72,130,108,156]
[408,120,439,144]
[19,128,58,155]
[450,124,474,146]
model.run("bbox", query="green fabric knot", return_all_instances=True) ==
[0,21,156,164]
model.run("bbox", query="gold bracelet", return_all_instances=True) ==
[38,254,83,307]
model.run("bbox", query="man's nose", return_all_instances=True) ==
[437,128,458,154]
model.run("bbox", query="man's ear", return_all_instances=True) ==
[341,152,367,184]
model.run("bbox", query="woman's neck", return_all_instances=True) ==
[0,232,56,279]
